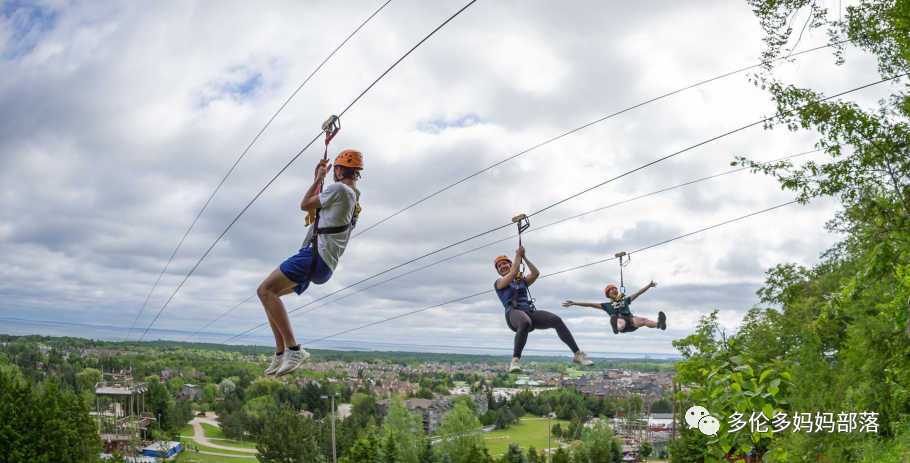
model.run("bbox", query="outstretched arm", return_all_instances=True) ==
[562,301,603,309]
[628,280,657,302]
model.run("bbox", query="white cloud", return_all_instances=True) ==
[0,0,889,358]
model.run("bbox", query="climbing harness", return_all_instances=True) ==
[302,115,355,283]
[614,251,630,296]
[306,115,342,227]
[512,213,530,278]
[502,213,535,332]
[614,251,634,316]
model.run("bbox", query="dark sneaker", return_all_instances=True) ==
[658,311,666,330]
[610,314,619,335]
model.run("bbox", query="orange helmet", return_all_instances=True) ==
[604,285,618,298]
[494,255,511,269]
[335,149,364,169]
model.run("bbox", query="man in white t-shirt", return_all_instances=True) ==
[257,149,363,376]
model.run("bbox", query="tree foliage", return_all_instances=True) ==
[0,370,101,462]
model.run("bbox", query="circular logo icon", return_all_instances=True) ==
[685,405,710,429]
[698,415,720,436]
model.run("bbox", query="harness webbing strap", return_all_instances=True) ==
[619,257,625,295]
[305,116,341,283]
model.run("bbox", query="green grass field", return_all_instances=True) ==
[200,422,225,439]
[199,422,259,449]
[482,417,570,456]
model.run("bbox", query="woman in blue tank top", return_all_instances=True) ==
[494,246,594,373]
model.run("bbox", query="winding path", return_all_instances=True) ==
[187,415,257,457]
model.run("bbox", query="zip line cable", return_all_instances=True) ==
[280,201,798,347]
[203,73,903,344]
[349,27,905,239]
[216,148,820,344]
[525,74,905,219]
[125,0,392,341]
[182,295,257,342]
[136,0,478,342]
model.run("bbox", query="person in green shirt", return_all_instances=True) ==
[563,281,666,334]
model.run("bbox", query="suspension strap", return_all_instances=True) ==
[615,251,631,314]
[306,116,341,228]
[512,213,530,277]
[321,115,341,162]
[303,115,341,282]
[510,214,536,309]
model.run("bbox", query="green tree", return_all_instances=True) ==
[203,383,217,402]
[169,376,185,394]
[436,401,485,463]
[500,442,527,463]
[641,441,653,460]
[495,405,515,430]
[351,393,378,429]
[241,396,280,438]
[649,399,672,414]
[381,431,401,463]
[463,443,494,463]
[551,447,570,463]
[219,378,236,396]
[571,442,590,463]
[256,403,324,462]
[418,440,438,463]
[247,378,286,400]
[552,423,563,440]
[667,425,709,463]
[581,420,616,463]
[381,397,426,463]
[349,430,381,463]
[0,372,102,462]
[75,367,102,393]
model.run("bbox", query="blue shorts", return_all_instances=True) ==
[279,247,333,295]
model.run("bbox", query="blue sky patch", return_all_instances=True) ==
[416,113,484,134]
[225,73,261,97]
[2,0,58,59]
[198,67,264,108]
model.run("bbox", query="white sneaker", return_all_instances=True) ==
[264,352,285,376]
[509,357,522,373]
[573,351,594,366]
[276,347,310,377]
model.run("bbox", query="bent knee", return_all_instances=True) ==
[257,284,275,300]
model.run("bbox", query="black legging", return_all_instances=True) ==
[509,308,580,358]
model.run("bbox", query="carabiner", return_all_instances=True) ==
[512,214,530,234]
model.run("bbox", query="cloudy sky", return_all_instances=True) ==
[0,0,900,358]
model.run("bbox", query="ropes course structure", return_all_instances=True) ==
[125,0,392,341]
[135,0,478,342]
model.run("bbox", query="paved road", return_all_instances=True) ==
[188,416,258,454]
